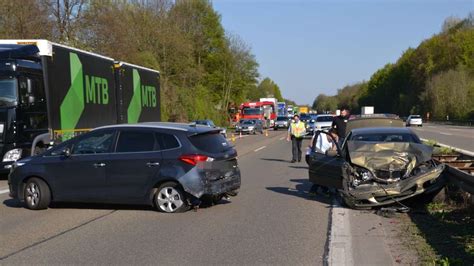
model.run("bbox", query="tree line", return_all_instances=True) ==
[313,14,474,120]
[0,0,286,125]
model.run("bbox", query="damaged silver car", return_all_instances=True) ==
[307,117,445,208]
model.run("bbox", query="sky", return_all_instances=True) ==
[213,0,473,105]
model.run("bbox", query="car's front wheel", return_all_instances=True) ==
[154,182,189,213]
[24,177,51,210]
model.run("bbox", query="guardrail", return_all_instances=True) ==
[435,151,474,195]
[445,165,474,195]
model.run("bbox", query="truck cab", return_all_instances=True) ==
[0,45,48,172]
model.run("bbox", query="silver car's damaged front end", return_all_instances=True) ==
[340,141,445,208]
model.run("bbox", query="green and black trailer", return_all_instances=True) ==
[0,39,160,172]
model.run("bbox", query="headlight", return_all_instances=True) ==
[248,126,254,130]
[3,148,22,162]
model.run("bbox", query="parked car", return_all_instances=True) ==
[193,119,227,138]
[307,116,444,209]
[274,116,290,130]
[406,115,423,127]
[8,123,241,213]
[235,119,264,134]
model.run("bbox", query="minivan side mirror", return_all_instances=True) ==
[61,147,71,157]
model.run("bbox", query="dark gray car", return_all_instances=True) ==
[8,123,241,213]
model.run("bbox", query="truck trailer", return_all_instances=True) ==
[0,40,160,172]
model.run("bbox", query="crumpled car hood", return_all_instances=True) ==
[347,141,433,176]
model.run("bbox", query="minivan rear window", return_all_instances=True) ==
[156,133,180,150]
[189,132,231,153]
[116,131,155,153]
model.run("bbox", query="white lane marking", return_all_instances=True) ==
[326,199,354,265]
[420,138,474,157]
[279,137,285,140]
[0,189,10,195]
[254,146,267,152]
[439,132,453,136]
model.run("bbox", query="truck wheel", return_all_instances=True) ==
[24,178,51,210]
[154,182,189,213]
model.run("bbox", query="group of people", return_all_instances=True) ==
[286,107,350,162]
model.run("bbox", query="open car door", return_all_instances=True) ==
[307,131,344,189]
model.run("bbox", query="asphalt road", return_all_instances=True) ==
[0,131,331,264]
[411,123,474,152]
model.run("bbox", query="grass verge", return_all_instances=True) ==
[398,199,473,265]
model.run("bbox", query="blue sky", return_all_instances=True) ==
[213,0,473,105]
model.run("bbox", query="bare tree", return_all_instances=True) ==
[43,0,86,44]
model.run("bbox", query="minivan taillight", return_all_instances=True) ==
[179,154,213,166]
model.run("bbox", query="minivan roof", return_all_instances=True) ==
[95,122,218,134]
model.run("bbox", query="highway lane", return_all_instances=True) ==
[1,131,331,264]
[411,123,474,152]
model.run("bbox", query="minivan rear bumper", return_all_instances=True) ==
[203,170,241,195]
[178,165,241,199]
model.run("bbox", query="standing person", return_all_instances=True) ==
[287,114,306,163]
[332,107,350,147]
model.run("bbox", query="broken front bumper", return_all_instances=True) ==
[341,164,445,208]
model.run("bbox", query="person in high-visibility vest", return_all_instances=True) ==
[287,114,306,163]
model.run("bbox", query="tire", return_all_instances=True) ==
[154,182,189,213]
[24,177,51,210]
[274,128,278,131]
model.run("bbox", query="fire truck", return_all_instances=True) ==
[240,101,276,128]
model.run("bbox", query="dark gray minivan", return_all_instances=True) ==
[8,123,241,213]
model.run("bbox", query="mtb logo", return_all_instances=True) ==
[127,69,157,123]
[85,75,109,104]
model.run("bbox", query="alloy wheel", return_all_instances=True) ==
[157,186,184,213]
[26,182,40,207]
